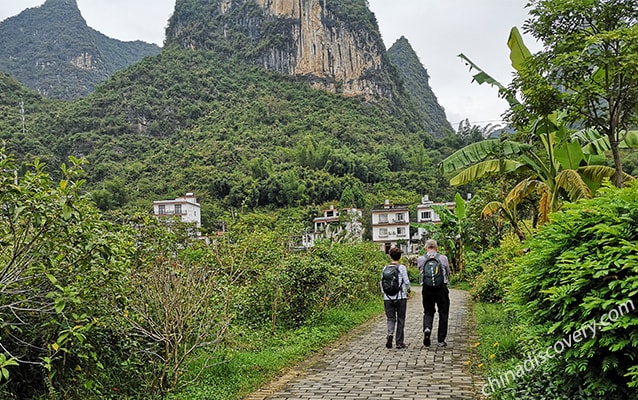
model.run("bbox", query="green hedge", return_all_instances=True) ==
[507,182,638,398]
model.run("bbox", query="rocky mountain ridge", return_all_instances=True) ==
[166,0,401,100]
[0,0,160,100]
[388,36,454,135]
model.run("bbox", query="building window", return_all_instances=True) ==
[175,204,182,215]
[396,213,405,222]
[379,214,388,224]
[379,228,388,238]
[421,211,432,220]
[158,205,165,214]
[397,227,406,237]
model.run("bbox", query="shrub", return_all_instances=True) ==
[509,181,638,397]
[470,233,524,303]
[0,153,133,398]
[237,239,385,332]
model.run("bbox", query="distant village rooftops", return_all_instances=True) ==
[371,199,409,211]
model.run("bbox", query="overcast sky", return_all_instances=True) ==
[0,0,540,130]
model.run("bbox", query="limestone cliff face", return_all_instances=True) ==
[256,0,385,97]
[166,0,396,100]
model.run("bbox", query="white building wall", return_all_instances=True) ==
[153,193,201,228]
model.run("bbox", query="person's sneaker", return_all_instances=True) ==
[386,335,393,349]
[396,343,407,349]
[423,328,431,347]
[437,341,447,347]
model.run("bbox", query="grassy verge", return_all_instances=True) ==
[470,302,522,377]
[169,298,384,400]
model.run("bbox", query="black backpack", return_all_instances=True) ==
[381,264,401,296]
[422,254,445,288]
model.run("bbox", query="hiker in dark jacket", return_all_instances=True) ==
[421,239,450,347]
[380,247,411,349]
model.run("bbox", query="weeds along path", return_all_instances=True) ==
[245,287,486,400]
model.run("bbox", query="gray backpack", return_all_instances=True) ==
[422,254,444,287]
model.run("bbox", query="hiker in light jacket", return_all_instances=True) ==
[381,247,411,349]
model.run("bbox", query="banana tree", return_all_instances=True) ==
[442,111,626,225]
[450,27,632,227]
[431,192,468,275]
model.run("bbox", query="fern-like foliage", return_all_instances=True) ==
[509,181,638,397]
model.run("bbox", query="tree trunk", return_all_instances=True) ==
[610,138,624,188]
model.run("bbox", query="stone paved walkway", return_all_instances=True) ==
[245,287,485,400]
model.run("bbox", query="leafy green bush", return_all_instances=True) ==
[470,233,524,303]
[0,151,134,398]
[236,237,385,332]
[509,182,638,397]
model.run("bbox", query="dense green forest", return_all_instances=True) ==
[2,47,460,233]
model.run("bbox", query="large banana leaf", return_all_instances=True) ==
[555,169,592,201]
[440,139,530,174]
[577,128,638,151]
[538,191,551,224]
[623,130,638,148]
[481,201,503,219]
[574,128,611,154]
[457,54,507,89]
[457,53,519,107]
[578,165,635,183]
[504,178,546,208]
[454,192,466,220]
[450,159,526,186]
[440,139,499,174]
[458,27,532,107]
[508,27,532,72]
[554,140,585,170]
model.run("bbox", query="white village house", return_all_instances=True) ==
[302,205,364,248]
[370,200,410,253]
[153,193,201,229]
[412,194,457,244]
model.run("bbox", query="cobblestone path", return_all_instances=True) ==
[245,287,485,400]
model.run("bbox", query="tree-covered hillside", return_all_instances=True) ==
[388,36,454,137]
[3,49,457,231]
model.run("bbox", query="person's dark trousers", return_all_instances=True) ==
[422,285,450,342]
[384,299,408,345]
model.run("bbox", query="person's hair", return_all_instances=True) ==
[425,239,438,251]
[389,247,402,261]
